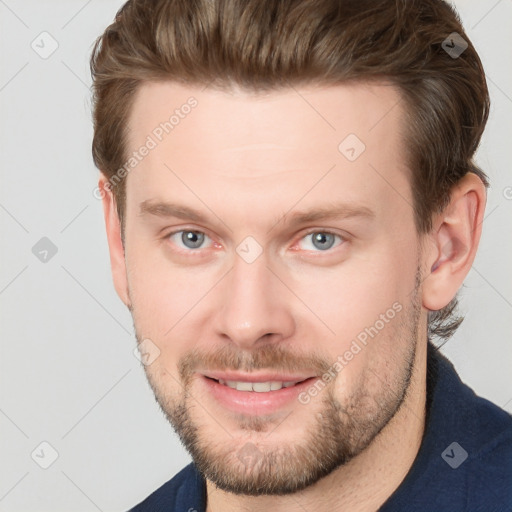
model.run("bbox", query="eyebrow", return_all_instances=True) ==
[139,199,376,227]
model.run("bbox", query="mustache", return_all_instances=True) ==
[177,343,333,384]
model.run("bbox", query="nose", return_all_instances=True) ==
[214,253,296,350]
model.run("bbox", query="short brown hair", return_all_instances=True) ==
[90,0,490,345]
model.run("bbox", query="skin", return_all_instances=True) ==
[100,81,486,511]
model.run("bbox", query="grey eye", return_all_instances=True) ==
[298,231,343,252]
[181,231,205,249]
[310,232,336,250]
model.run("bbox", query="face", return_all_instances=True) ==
[118,81,427,495]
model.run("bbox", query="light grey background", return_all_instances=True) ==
[0,1,511,511]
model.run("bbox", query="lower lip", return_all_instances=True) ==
[199,375,318,415]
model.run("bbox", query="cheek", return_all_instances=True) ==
[291,253,408,344]
[126,245,222,347]
[130,272,196,329]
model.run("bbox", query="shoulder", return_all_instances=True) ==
[435,349,512,452]
[380,345,512,511]
[128,462,205,512]
[463,393,512,509]
[431,349,512,507]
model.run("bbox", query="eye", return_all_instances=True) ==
[297,231,345,252]
[167,230,213,251]
[164,229,345,255]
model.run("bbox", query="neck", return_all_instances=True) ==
[206,339,427,512]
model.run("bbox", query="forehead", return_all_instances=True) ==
[127,80,404,151]
[124,80,412,230]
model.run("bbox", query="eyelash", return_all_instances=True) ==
[163,228,347,256]
[294,229,346,253]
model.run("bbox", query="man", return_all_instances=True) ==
[90,0,512,510]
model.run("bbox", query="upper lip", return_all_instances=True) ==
[200,370,315,383]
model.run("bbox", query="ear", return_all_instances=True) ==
[98,174,131,308]
[422,172,487,311]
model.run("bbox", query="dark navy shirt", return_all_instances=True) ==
[129,342,512,511]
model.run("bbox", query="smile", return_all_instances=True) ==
[200,374,318,415]
[213,378,307,392]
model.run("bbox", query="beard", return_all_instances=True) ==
[132,270,422,496]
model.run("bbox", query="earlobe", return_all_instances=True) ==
[99,174,131,308]
[422,172,487,312]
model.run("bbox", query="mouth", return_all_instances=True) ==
[199,372,319,415]
[204,376,310,392]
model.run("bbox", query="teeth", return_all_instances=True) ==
[253,382,272,392]
[235,381,253,391]
[216,379,301,392]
